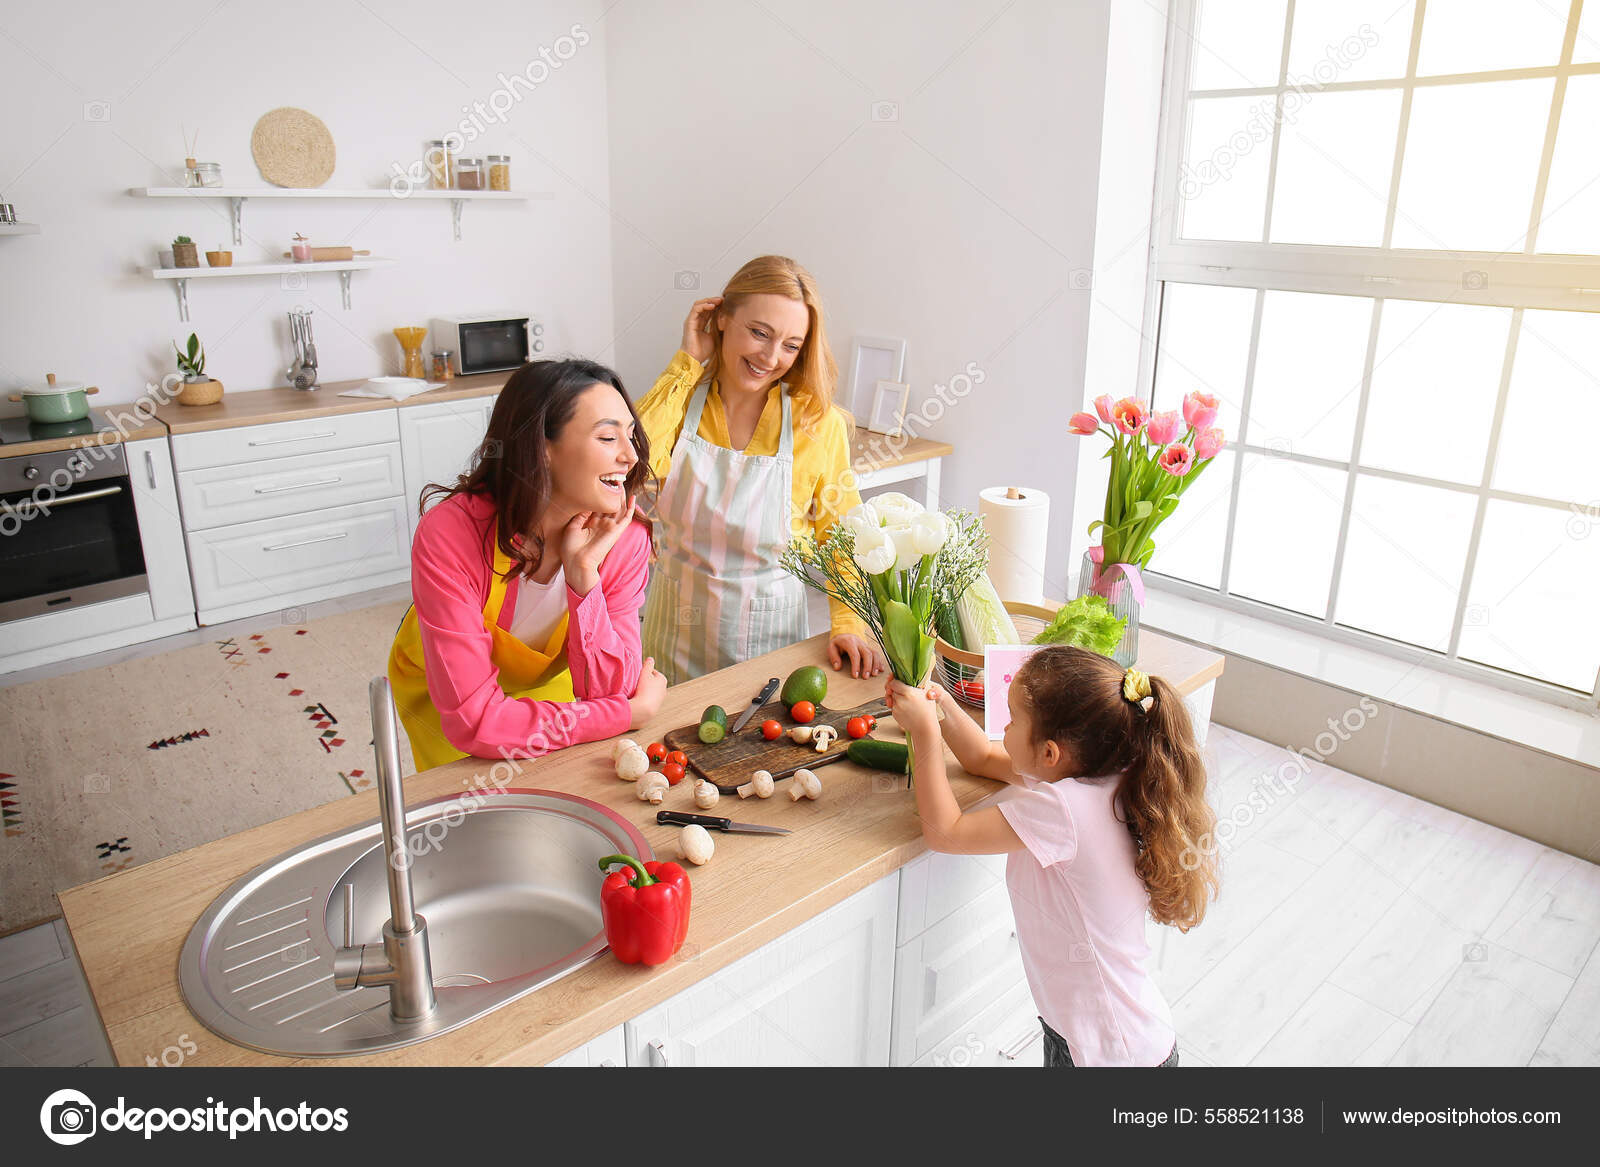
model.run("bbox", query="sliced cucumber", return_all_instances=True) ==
[697,704,728,744]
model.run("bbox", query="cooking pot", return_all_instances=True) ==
[7,373,100,424]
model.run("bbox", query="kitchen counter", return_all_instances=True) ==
[152,373,509,435]
[0,417,169,460]
[59,629,1222,1067]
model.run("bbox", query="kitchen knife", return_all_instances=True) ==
[656,811,791,836]
[729,677,781,734]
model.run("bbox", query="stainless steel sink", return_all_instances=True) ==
[179,789,651,1057]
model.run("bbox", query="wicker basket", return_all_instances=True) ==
[934,600,1060,710]
[176,377,223,407]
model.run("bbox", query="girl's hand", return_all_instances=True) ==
[628,657,668,729]
[681,297,724,365]
[887,680,939,738]
[828,633,886,678]
[560,498,636,595]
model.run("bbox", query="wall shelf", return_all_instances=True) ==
[128,187,545,243]
[0,223,41,235]
[149,258,398,321]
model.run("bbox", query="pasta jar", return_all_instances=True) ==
[487,154,511,191]
[424,139,453,190]
[430,350,454,381]
[455,157,484,190]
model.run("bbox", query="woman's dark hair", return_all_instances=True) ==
[420,358,652,580]
[1012,646,1219,932]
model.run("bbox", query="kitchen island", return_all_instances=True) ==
[59,630,1222,1066]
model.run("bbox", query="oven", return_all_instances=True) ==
[0,443,148,624]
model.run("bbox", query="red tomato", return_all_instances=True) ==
[953,679,986,704]
[863,714,877,732]
[760,719,783,741]
[665,750,688,768]
[846,716,869,739]
[790,701,816,724]
[645,742,667,763]
[661,761,686,785]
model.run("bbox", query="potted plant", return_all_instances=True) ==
[173,332,223,406]
[172,235,199,268]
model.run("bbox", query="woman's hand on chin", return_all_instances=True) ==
[559,498,636,596]
[828,633,887,679]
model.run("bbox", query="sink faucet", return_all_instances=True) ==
[332,677,436,1023]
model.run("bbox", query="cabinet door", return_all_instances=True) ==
[125,437,195,622]
[624,874,898,1067]
[544,1025,626,1067]
[397,397,496,539]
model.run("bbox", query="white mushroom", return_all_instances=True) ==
[635,771,669,804]
[737,769,775,799]
[615,745,651,782]
[787,726,813,744]
[677,824,715,866]
[693,779,720,809]
[810,725,838,753]
[611,738,641,762]
[789,768,822,801]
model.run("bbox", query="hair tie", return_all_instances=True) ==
[1122,667,1152,705]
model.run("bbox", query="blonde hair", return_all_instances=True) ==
[705,255,839,436]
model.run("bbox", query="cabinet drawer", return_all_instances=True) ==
[177,443,404,531]
[897,849,1008,942]
[890,881,1026,1065]
[186,497,409,612]
[171,409,400,472]
[911,979,1043,1068]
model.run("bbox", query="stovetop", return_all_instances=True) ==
[0,409,121,447]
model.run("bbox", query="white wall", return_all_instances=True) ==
[0,0,616,407]
[604,0,1113,596]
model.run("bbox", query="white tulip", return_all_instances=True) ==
[842,501,881,542]
[886,522,924,573]
[872,491,923,525]
[909,510,948,555]
[852,525,897,575]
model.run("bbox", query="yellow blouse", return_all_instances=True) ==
[637,350,867,639]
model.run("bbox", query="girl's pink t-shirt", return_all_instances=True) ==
[998,774,1176,1066]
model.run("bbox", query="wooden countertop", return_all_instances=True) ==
[155,373,509,435]
[60,628,1221,1067]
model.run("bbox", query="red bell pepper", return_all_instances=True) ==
[597,853,691,966]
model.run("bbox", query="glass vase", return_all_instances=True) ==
[1075,550,1141,667]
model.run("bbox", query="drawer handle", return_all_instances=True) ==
[262,530,348,552]
[998,1026,1042,1061]
[646,1039,669,1067]
[247,429,338,447]
[254,474,343,495]
[145,450,157,489]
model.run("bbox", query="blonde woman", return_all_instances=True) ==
[638,255,886,683]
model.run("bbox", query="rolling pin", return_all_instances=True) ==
[280,247,371,261]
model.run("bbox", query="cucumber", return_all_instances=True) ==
[846,737,912,774]
[934,603,965,650]
[697,704,728,744]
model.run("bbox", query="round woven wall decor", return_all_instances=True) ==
[251,107,336,188]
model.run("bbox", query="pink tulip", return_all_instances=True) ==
[1068,411,1099,435]
[1158,442,1194,477]
[1194,426,1224,460]
[1093,394,1115,424]
[1145,410,1183,446]
[1111,397,1148,436]
[1183,391,1219,430]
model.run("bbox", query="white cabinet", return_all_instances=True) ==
[177,443,406,531]
[398,397,497,538]
[126,437,195,622]
[623,874,898,1067]
[545,1025,626,1067]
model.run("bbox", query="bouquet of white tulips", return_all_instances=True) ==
[781,492,988,687]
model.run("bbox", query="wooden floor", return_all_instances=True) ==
[4,717,1595,1066]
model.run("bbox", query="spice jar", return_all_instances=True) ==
[487,154,511,191]
[430,350,454,381]
[455,157,484,191]
[425,139,453,190]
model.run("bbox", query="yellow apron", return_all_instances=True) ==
[388,538,576,770]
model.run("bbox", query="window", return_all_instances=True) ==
[1145,0,1600,708]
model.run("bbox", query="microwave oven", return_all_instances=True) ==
[430,314,544,376]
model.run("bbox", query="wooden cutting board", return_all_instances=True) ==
[663,698,892,793]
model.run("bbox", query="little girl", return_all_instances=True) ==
[887,645,1218,1067]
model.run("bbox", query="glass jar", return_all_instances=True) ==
[430,350,454,381]
[455,157,484,191]
[487,154,511,191]
[424,139,453,190]
[185,160,223,188]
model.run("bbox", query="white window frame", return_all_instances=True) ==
[1138,0,1600,712]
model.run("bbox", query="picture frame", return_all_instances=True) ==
[866,379,911,437]
[846,335,907,425]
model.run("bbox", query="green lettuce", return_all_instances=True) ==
[1030,595,1128,657]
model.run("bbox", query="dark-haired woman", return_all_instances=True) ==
[388,359,666,769]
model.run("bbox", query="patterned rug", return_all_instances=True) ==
[0,601,414,936]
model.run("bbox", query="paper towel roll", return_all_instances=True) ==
[979,486,1050,605]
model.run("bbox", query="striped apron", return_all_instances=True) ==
[641,379,808,684]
